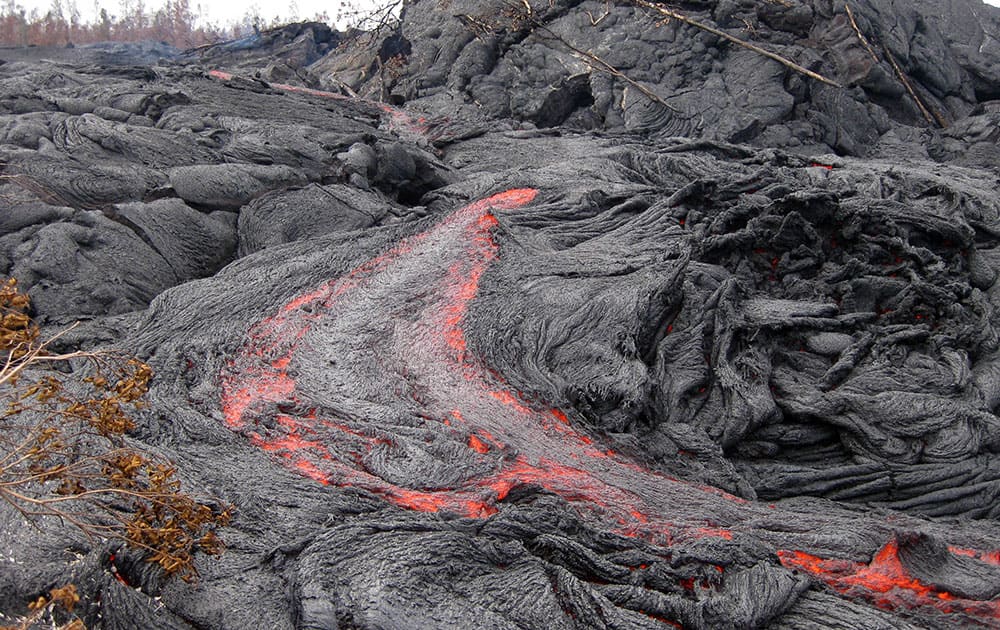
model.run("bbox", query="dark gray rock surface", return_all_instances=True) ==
[2,1,1000,629]
[314,0,1000,157]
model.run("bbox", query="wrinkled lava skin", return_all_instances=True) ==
[220,190,1000,627]
[4,6,1000,626]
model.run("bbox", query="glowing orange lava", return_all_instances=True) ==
[219,187,746,538]
[949,546,1000,567]
[778,540,1000,624]
[219,187,1000,626]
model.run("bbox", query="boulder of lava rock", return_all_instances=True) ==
[236,183,400,257]
[182,22,345,86]
[168,163,310,210]
[0,200,237,322]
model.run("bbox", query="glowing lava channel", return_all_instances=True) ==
[219,188,1000,625]
[220,188,742,535]
[779,540,1000,623]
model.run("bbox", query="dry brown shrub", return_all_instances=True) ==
[0,278,231,629]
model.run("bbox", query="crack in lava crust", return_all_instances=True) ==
[780,541,1000,620]
[219,188,742,531]
[219,189,1000,625]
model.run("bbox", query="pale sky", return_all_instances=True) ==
[189,1,346,27]
[9,0,1000,31]
[12,0,380,28]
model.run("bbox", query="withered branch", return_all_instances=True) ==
[633,0,843,88]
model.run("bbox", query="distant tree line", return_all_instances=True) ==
[0,0,337,48]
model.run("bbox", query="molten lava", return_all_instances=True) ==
[779,540,1000,624]
[220,188,1000,625]
[220,188,743,535]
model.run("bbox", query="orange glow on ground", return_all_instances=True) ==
[949,546,1000,566]
[219,187,999,626]
[219,187,738,546]
[691,527,734,541]
[778,541,1000,623]
[468,434,489,453]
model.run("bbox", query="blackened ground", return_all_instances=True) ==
[1,1,1000,629]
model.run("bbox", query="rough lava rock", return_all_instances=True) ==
[2,1,1000,629]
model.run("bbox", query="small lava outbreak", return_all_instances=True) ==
[780,541,1000,621]
[220,190,1000,627]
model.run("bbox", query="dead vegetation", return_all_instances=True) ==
[0,278,231,628]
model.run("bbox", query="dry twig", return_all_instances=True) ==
[843,2,944,128]
[882,45,947,128]
[552,32,681,113]
[0,278,231,588]
[633,0,842,88]
[585,1,611,26]
[510,6,681,113]
[844,3,879,62]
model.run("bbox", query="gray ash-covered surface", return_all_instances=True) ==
[2,0,1000,628]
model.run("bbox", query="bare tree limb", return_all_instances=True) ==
[844,3,879,63]
[548,29,681,113]
[843,3,944,128]
[514,8,681,113]
[632,0,843,88]
[882,45,947,128]
[585,1,612,26]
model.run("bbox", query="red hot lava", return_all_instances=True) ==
[220,188,1000,626]
[779,540,1000,624]
[220,188,743,536]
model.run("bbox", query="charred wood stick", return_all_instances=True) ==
[882,45,947,128]
[844,3,879,63]
[519,11,682,113]
[633,0,843,88]
[560,40,681,113]
[845,3,944,128]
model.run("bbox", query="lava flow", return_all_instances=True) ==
[219,188,1000,626]
[220,188,745,534]
[779,540,1000,623]
[207,69,430,138]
